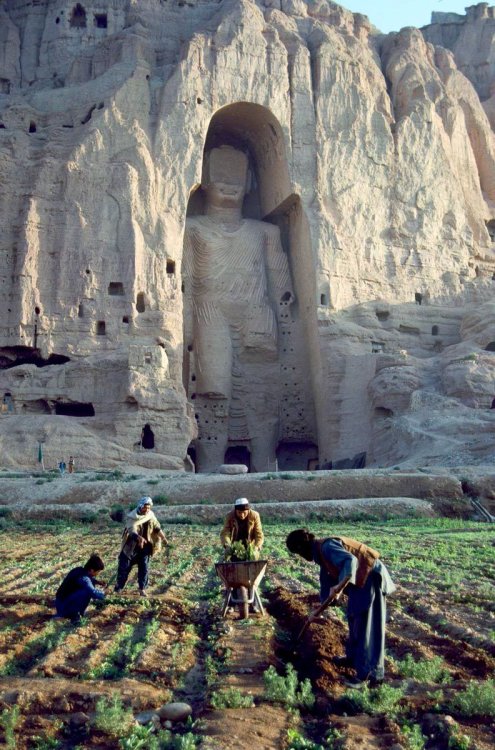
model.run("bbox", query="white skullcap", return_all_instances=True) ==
[234,497,249,507]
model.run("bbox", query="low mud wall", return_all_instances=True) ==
[0,467,483,519]
[0,468,467,505]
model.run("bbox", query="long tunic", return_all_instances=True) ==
[314,538,396,680]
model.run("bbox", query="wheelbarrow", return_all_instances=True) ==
[215,560,268,619]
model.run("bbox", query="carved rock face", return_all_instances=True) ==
[0,1,493,470]
[183,145,299,471]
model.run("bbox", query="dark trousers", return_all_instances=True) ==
[55,590,91,620]
[116,551,150,590]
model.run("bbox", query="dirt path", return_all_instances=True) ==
[198,613,290,750]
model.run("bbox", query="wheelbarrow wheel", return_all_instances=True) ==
[238,586,249,620]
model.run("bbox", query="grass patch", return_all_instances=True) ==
[32,736,62,750]
[210,687,254,708]
[263,664,315,709]
[93,694,135,737]
[0,706,20,750]
[152,494,168,505]
[341,684,405,718]
[448,679,495,718]
[400,722,426,750]
[395,654,452,683]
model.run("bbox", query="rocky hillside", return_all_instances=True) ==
[0,1,493,471]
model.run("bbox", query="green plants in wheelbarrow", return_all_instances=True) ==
[223,541,259,562]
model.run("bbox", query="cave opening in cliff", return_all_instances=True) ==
[276,441,318,471]
[55,402,95,417]
[70,4,87,28]
[486,219,495,241]
[375,407,394,418]
[485,341,495,351]
[183,102,319,472]
[108,282,124,296]
[0,347,70,369]
[125,396,138,411]
[224,445,251,471]
[187,442,197,469]
[94,13,107,29]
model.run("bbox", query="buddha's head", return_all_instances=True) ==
[202,145,250,208]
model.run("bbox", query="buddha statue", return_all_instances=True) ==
[183,145,294,470]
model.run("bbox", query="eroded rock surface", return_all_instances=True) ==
[0,0,494,471]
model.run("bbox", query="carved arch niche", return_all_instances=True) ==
[187,102,292,220]
[183,102,318,471]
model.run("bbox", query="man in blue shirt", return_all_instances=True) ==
[286,528,395,688]
[55,553,105,624]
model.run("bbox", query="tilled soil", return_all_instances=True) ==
[0,522,494,749]
[266,582,495,750]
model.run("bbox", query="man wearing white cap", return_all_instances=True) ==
[220,497,264,552]
[114,496,167,597]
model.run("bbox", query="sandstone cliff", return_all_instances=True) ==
[0,0,493,471]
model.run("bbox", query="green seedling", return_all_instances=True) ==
[395,654,452,684]
[448,679,495,718]
[400,721,426,750]
[342,683,406,718]
[210,687,254,708]
[263,664,315,709]
[93,694,135,738]
[0,706,20,750]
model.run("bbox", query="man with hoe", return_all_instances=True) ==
[286,528,395,688]
[115,496,167,597]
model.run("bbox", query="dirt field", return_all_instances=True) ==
[0,517,493,749]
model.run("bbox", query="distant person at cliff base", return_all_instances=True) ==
[55,554,105,624]
[220,498,264,554]
[68,455,75,473]
[115,497,167,597]
[286,528,395,688]
[141,424,155,450]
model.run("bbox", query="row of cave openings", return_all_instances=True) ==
[0,103,106,134]
[1,394,159,444]
[2,392,95,417]
[78,265,176,335]
[186,441,319,473]
[58,4,108,29]
[371,323,443,354]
